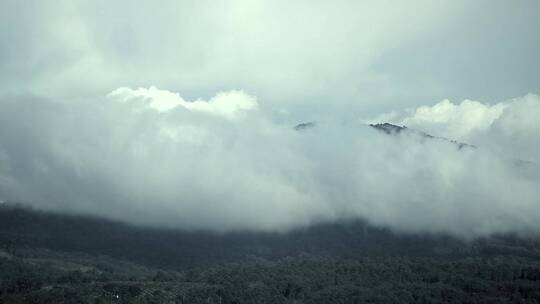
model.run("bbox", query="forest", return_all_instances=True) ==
[1,204,540,303]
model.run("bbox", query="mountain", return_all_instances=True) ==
[293,121,476,149]
[369,123,476,149]
[368,122,408,134]
[0,204,468,270]
[293,121,475,149]
[293,122,316,131]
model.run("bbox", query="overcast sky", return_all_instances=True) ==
[2,1,539,116]
[0,1,539,237]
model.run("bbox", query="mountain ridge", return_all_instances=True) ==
[293,121,476,149]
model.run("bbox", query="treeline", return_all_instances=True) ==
[1,254,540,303]
[2,204,540,303]
[2,204,540,270]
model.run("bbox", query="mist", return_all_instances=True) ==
[1,1,540,239]
[0,88,539,238]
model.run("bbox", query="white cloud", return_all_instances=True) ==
[369,94,540,162]
[0,90,539,238]
[482,94,540,162]
[402,99,508,140]
[108,86,185,112]
[0,0,483,109]
[108,86,258,119]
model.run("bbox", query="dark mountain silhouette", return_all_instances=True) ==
[369,122,408,134]
[293,121,316,131]
[1,204,539,270]
[0,204,455,269]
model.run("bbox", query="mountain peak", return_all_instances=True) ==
[369,123,408,134]
[293,121,316,131]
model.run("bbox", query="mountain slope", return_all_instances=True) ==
[1,205,540,303]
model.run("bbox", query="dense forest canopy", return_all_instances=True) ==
[1,205,540,303]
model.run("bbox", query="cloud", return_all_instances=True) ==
[402,99,508,141]
[367,94,540,162]
[0,89,539,239]
[6,0,539,114]
[108,86,258,119]
[482,94,540,163]
[1,1,539,239]
[365,99,508,140]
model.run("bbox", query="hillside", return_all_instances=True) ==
[1,205,540,303]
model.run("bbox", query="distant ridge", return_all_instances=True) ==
[293,121,316,131]
[369,122,476,149]
[369,122,408,134]
[292,121,475,149]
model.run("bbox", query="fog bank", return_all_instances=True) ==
[0,89,539,238]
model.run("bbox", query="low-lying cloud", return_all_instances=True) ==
[366,94,540,163]
[0,89,539,238]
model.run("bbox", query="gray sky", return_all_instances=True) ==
[0,1,539,237]
[1,1,539,116]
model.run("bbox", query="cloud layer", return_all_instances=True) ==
[1,89,539,238]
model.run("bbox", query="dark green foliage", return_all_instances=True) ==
[1,205,540,303]
[3,205,539,270]
[2,255,540,303]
